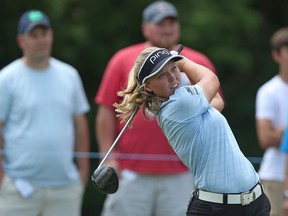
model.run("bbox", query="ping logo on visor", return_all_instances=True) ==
[138,48,183,84]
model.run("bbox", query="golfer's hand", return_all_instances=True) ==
[175,56,188,72]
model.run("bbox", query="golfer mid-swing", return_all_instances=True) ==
[114,46,271,215]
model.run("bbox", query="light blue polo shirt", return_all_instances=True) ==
[157,85,259,193]
[0,58,90,187]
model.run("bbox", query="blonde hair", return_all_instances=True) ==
[114,47,167,124]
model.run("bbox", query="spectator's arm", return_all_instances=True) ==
[256,119,284,149]
[74,114,90,186]
[283,154,288,215]
[95,105,119,170]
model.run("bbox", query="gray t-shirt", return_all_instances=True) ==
[0,58,90,186]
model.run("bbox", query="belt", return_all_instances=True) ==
[194,183,263,206]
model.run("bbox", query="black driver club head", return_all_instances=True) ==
[91,165,119,194]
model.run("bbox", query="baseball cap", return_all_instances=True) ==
[270,27,288,50]
[138,48,183,84]
[143,1,178,23]
[18,10,51,34]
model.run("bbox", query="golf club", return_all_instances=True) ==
[91,106,139,194]
[91,44,184,194]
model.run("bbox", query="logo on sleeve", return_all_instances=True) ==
[184,86,199,95]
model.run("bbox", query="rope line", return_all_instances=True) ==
[0,150,262,164]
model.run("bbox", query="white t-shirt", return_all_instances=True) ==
[256,75,288,181]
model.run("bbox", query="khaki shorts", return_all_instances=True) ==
[0,175,84,216]
[261,180,284,216]
[101,170,195,216]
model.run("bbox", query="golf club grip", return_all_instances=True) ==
[96,106,140,169]
[176,44,183,54]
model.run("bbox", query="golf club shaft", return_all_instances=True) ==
[176,44,183,53]
[97,107,139,169]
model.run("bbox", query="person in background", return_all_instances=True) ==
[95,1,223,216]
[0,9,90,216]
[281,125,288,215]
[255,27,288,216]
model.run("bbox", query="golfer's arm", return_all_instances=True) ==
[177,57,220,103]
[96,105,117,157]
[74,114,90,185]
[210,93,224,112]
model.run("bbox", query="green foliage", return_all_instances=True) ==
[179,0,262,75]
[1,0,288,215]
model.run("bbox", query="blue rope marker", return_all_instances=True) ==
[0,150,262,164]
[75,152,262,164]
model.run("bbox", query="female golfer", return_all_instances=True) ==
[114,46,271,215]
